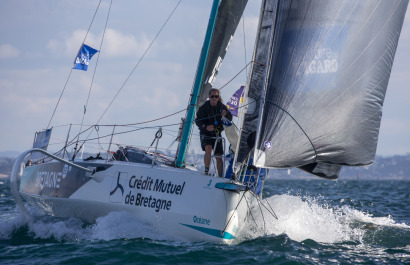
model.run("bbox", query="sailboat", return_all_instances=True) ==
[11,0,408,243]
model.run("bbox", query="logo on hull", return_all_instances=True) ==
[109,172,127,203]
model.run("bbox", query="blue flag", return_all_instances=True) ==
[221,116,232,126]
[73,44,99,71]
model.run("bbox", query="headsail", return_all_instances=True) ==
[253,0,408,168]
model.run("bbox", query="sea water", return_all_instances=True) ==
[1,178,409,264]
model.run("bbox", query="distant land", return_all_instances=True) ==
[0,150,409,180]
[270,155,410,180]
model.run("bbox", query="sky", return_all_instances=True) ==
[0,0,409,158]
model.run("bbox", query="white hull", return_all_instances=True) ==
[14,158,254,243]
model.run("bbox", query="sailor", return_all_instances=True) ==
[195,88,232,177]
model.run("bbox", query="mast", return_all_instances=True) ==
[175,0,221,167]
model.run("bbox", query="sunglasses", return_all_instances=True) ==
[210,95,219,99]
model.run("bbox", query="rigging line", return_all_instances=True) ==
[222,186,230,230]
[264,98,317,162]
[250,192,278,220]
[78,0,113,136]
[81,0,103,46]
[222,191,247,234]
[218,61,255,91]
[88,59,261,128]
[63,124,98,150]
[46,0,103,129]
[79,0,183,148]
[243,194,259,230]
[166,140,177,151]
[95,125,105,150]
[66,120,182,155]
[47,69,73,129]
[241,0,249,81]
[255,194,266,233]
[82,123,181,143]
[98,108,186,127]
[59,99,225,129]
[93,0,183,128]
[166,59,261,135]
[67,57,258,150]
[55,59,259,147]
[264,196,278,220]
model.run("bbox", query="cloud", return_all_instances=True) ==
[140,84,181,109]
[103,29,151,58]
[47,29,95,56]
[47,28,151,58]
[0,44,20,59]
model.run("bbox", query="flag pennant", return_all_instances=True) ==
[226,85,244,117]
[73,44,99,71]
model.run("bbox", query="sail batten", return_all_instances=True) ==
[250,0,408,169]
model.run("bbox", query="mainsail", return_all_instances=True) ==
[251,0,408,169]
[176,0,248,166]
[197,0,248,104]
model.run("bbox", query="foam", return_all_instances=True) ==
[2,197,408,243]
[239,194,409,243]
[90,211,168,241]
[28,217,87,241]
[0,206,168,242]
[0,212,28,239]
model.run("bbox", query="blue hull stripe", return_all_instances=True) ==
[180,224,235,240]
